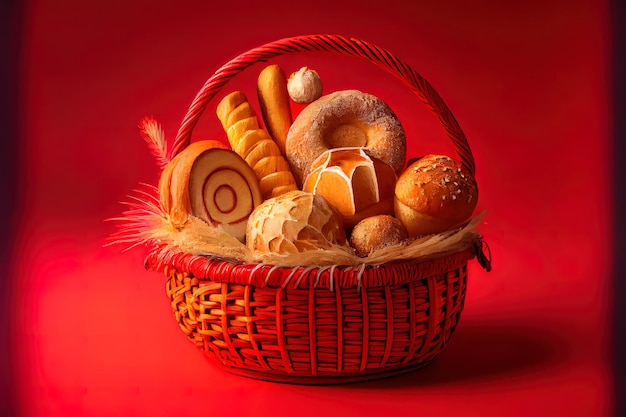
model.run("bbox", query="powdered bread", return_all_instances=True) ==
[285,90,406,185]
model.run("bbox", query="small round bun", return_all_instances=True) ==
[350,215,408,257]
[287,66,322,104]
[394,155,478,237]
[285,90,406,184]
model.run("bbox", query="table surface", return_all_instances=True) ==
[7,1,615,416]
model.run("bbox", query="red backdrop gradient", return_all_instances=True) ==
[10,0,613,416]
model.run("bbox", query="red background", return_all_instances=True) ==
[6,0,615,416]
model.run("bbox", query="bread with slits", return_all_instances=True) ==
[216,91,298,199]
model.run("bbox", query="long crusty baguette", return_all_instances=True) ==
[257,64,292,156]
[216,91,298,199]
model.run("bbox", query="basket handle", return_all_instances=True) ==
[170,34,476,177]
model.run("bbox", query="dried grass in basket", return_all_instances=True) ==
[112,34,492,384]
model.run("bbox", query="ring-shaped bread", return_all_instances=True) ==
[285,89,407,184]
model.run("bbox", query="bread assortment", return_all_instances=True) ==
[156,63,479,259]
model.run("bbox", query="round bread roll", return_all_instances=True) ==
[287,66,323,104]
[246,190,348,255]
[285,90,406,185]
[302,147,396,229]
[350,215,408,257]
[394,155,478,237]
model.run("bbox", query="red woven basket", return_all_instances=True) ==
[143,34,491,384]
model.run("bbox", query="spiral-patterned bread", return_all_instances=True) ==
[216,91,298,199]
[158,140,263,242]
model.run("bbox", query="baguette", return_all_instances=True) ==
[257,64,292,156]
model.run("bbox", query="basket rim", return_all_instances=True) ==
[145,244,475,289]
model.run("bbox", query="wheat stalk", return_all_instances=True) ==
[139,117,170,169]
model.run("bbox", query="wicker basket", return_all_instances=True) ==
[143,34,491,384]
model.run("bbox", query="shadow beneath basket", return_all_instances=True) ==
[351,320,567,388]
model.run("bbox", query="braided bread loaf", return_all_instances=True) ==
[216,91,298,199]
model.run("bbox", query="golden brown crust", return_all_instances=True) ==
[216,91,298,199]
[216,91,248,130]
[394,154,478,236]
[226,102,256,129]
[226,116,260,148]
[257,64,292,155]
[349,215,408,257]
[285,90,406,185]
[245,138,282,168]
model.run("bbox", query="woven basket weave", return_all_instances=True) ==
[143,34,490,384]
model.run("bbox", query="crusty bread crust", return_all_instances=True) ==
[394,154,478,237]
[349,215,408,257]
[257,64,292,155]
